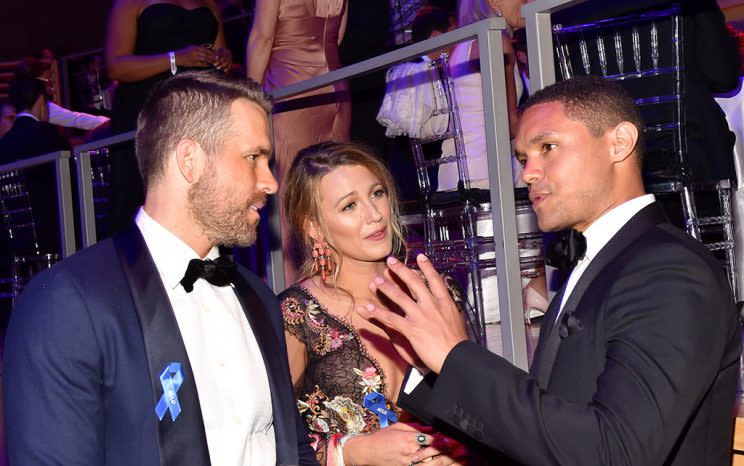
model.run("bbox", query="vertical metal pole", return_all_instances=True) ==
[480,18,528,370]
[55,152,76,257]
[75,150,98,247]
[265,116,286,293]
[522,0,588,92]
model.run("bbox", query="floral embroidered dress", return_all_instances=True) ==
[279,285,402,449]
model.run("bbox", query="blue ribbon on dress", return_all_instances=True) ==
[155,362,184,422]
[363,392,397,428]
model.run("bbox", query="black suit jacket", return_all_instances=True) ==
[4,226,318,465]
[0,115,70,163]
[400,202,741,465]
[553,0,741,183]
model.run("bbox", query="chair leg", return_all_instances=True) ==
[717,181,738,302]
[680,184,702,240]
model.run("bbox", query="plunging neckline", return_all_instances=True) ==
[295,285,398,403]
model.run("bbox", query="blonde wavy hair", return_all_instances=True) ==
[282,142,408,286]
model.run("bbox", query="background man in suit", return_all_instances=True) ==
[0,72,70,162]
[358,75,741,465]
[4,71,317,465]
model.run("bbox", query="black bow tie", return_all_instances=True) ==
[179,256,237,293]
[546,229,587,271]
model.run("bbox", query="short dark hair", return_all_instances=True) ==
[411,6,451,43]
[9,73,46,112]
[136,70,272,191]
[522,75,646,164]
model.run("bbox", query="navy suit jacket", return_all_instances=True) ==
[4,226,318,465]
[400,203,741,465]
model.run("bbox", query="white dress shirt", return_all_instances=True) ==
[48,102,109,130]
[557,194,656,318]
[136,208,276,466]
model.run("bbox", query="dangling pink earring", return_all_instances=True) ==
[312,241,334,281]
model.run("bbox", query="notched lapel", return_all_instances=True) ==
[531,203,668,387]
[114,226,211,465]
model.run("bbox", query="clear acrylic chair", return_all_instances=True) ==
[552,6,738,299]
[404,53,545,344]
[0,170,59,300]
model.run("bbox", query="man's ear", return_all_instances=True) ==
[174,138,204,183]
[609,121,639,164]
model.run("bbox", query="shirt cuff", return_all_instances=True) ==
[403,366,430,394]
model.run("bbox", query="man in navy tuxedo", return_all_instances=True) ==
[4,71,318,465]
[358,76,741,465]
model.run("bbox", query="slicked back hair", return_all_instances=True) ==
[522,75,646,165]
[135,70,271,191]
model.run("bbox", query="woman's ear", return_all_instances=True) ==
[305,219,320,244]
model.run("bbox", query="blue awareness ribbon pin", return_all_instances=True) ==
[155,362,184,422]
[363,392,398,428]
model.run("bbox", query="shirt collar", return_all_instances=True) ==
[581,194,655,261]
[15,112,39,122]
[135,207,219,290]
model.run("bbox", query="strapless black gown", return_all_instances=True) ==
[111,3,218,133]
[108,4,217,235]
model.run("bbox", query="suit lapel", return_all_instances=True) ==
[530,283,566,388]
[530,203,669,388]
[228,269,299,466]
[114,226,211,465]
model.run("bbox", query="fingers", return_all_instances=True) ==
[383,256,431,301]
[368,274,419,316]
[414,254,451,300]
[355,301,408,334]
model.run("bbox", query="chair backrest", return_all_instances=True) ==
[408,53,473,202]
[552,7,686,178]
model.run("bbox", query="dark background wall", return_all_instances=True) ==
[1,0,112,60]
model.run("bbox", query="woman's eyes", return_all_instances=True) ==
[371,188,387,198]
[341,189,386,211]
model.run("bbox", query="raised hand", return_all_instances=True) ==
[174,44,216,68]
[356,255,468,374]
[214,47,233,72]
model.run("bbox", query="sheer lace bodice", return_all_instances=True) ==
[280,285,401,445]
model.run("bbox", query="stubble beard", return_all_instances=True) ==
[188,167,265,248]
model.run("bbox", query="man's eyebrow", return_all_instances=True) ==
[527,131,560,146]
[247,146,273,159]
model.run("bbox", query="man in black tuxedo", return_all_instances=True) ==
[4,71,318,465]
[358,75,741,465]
[0,73,69,162]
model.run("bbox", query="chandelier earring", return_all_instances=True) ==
[312,240,334,281]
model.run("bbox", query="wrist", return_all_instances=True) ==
[341,433,369,466]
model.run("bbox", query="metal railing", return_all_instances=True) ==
[73,130,136,248]
[0,150,76,258]
[268,17,530,369]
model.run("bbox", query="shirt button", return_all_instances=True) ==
[234,416,242,424]
[218,361,225,368]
